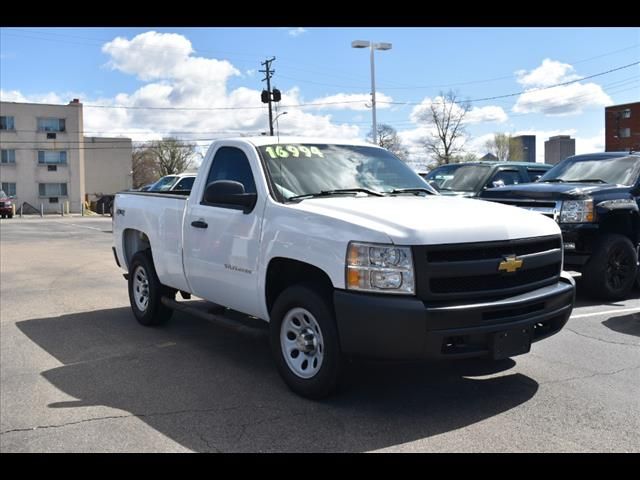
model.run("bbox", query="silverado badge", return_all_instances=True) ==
[498,255,523,273]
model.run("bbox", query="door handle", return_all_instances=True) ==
[191,220,208,229]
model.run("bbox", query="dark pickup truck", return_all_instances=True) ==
[479,152,640,300]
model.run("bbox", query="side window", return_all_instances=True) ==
[174,176,195,191]
[488,170,522,188]
[527,169,548,182]
[204,147,257,199]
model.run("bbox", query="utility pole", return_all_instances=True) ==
[260,57,276,136]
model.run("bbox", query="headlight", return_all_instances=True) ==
[346,242,414,294]
[560,199,594,223]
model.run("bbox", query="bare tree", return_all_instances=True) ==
[417,90,471,165]
[149,137,197,177]
[131,146,159,188]
[367,124,410,161]
[484,133,522,161]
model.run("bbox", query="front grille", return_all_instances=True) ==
[430,263,561,294]
[427,237,560,262]
[413,235,562,302]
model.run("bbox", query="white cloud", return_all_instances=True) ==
[466,105,508,124]
[513,59,612,116]
[515,59,581,88]
[288,28,307,37]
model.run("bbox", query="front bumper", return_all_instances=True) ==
[0,206,12,214]
[333,271,575,360]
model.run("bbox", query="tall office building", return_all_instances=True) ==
[544,135,575,165]
[511,135,536,162]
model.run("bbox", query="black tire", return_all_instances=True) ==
[270,283,342,399]
[0,214,5,219]
[7,214,13,219]
[128,250,174,326]
[582,234,638,301]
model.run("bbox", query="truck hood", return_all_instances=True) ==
[289,195,560,245]
[480,182,629,200]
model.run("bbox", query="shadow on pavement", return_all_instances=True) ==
[17,308,538,452]
[573,280,640,308]
[602,312,640,338]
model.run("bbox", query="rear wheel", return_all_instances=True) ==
[128,250,174,326]
[270,284,342,399]
[582,234,637,301]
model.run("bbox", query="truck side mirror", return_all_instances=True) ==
[203,180,257,213]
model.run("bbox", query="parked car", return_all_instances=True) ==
[113,137,575,398]
[146,173,197,193]
[0,190,14,219]
[424,162,552,197]
[479,152,640,300]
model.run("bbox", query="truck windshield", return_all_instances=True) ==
[425,164,491,192]
[538,155,640,186]
[148,175,178,191]
[257,143,435,201]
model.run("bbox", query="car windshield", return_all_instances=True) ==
[538,155,640,186]
[425,164,491,192]
[148,175,178,191]
[257,143,435,200]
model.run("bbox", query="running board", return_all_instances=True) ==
[160,297,267,337]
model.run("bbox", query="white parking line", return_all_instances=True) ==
[571,307,640,319]
[54,221,106,231]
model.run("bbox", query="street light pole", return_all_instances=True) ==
[352,40,392,145]
[369,43,377,145]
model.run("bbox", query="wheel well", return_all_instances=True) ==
[265,258,334,314]
[600,212,640,244]
[123,229,151,269]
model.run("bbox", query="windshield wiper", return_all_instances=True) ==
[384,188,435,196]
[540,178,566,183]
[287,188,384,201]
[564,179,608,184]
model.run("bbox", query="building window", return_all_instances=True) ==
[1,182,17,196]
[39,183,67,197]
[38,150,67,164]
[1,149,16,164]
[37,118,66,132]
[0,116,15,130]
[619,128,631,138]
[622,109,631,119]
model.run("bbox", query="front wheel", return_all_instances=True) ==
[128,250,174,326]
[270,284,342,399]
[582,234,638,301]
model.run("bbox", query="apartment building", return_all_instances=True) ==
[0,99,132,213]
[605,102,640,152]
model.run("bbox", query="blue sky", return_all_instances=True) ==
[1,27,638,165]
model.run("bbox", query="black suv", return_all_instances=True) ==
[479,152,640,300]
[422,161,552,197]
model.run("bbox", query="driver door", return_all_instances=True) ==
[182,146,264,317]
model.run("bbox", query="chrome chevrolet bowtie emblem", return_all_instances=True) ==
[498,255,523,273]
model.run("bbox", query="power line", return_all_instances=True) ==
[379,61,640,106]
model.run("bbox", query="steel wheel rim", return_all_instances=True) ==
[133,265,150,312]
[280,307,325,379]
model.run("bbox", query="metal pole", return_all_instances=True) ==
[61,202,64,217]
[81,202,84,217]
[370,43,377,145]
[40,203,43,218]
[20,204,23,218]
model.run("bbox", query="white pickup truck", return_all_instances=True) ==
[113,136,575,398]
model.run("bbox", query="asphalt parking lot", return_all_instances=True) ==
[0,216,638,452]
